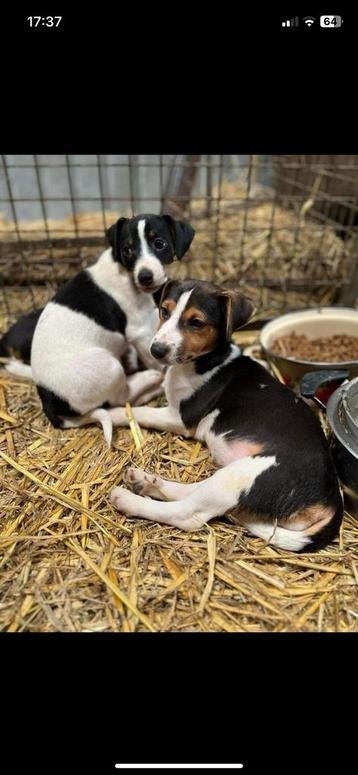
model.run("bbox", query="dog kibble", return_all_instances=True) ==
[271,332,358,363]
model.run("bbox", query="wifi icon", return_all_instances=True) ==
[303,16,316,26]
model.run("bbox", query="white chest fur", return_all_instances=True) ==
[164,345,241,411]
[164,362,206,410]
[87,249,159,347]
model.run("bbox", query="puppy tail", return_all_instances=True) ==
[90,408,113,447]
[5,359,33,380]
[62,408,113,447]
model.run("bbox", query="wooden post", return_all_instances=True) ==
[161,155,201,218]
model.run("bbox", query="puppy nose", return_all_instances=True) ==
[150,341,169,360]
[138,268,154,286]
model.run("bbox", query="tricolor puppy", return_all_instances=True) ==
[4,214,195,446]
[109,279,343,552]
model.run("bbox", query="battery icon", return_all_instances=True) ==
[320,15,343,27]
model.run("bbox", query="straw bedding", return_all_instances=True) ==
[0,325,357,633]
[0,186,357,632]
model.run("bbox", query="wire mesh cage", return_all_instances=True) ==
[1,155,358,635]
[1,154,358,332]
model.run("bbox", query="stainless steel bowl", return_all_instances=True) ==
[327,376,358,515]
[260,307,358,385]
[301,371,358,517]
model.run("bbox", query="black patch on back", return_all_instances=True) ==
[0,308,43,362]
[53,270,127,333]
[180,353,343,534]
[37,386,78,428]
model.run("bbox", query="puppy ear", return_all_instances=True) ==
[162,215,195,259]
[106,217,127,261]
[152,280,172,308]
[220,290,256,339]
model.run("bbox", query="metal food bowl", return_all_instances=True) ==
[260,307,358,385]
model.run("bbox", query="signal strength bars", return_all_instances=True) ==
[282,17,299,27]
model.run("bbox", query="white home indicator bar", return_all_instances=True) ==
[115,766,244,770]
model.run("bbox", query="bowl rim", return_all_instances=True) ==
[260,307,358,368]
[327,383,358,459]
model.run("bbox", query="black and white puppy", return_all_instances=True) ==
[109,279,343,553]
[5,215,195,445]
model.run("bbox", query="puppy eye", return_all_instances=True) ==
[188,318,204,329]
[123,245,132,257]
[154,238,166,251]
[161,307,170,320]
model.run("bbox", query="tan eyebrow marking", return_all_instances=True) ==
[162,299,177,313]
[182,306,207,323]
[158,298,177,327]
[180,324,218,358]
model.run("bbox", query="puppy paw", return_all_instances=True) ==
[123,468,160,496]
[110,485,136,513]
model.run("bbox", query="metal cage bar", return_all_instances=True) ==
[0,154,358,326]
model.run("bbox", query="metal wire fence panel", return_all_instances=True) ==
[0,154,357,326]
